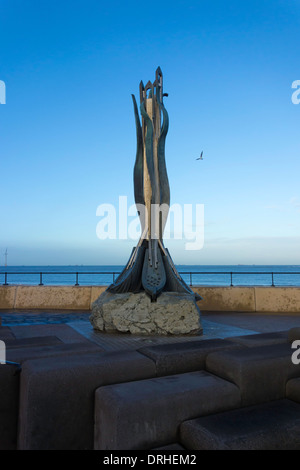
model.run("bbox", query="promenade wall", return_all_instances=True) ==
[1,285,300,312]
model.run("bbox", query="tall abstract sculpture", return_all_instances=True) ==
[107,67,201,303]
[91,67,202,335]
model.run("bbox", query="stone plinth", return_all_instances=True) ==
[90,291,202,336]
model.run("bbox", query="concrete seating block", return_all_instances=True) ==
[4,335,62,349]
[226,330,289,348]
[206,343,300,406]
[286,378,300,403]
[139,338,240,376]
[18,350,156,450]
[180,399,300,450]
[0,363,21,450]
[153,443,186,450]
[288,327,300,343]
[7,341,102,364]
[94,370,241,450]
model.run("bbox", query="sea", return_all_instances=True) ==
[1,265,300,287]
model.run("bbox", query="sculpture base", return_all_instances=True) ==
[90,291,203,336]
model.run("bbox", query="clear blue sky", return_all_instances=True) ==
[0,0,299,266]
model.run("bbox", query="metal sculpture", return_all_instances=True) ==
[107,67,201,303]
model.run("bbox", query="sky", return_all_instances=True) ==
[0,0,300,266]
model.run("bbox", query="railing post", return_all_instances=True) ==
[271,272,274,287]
[39,272,43,286]
[113,272,115,283]
[190,272,192,286]
[3,272,8,286]
[75,272,79,286]
[230,272,233,286]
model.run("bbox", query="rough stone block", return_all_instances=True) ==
[0,363,21,450]
[94,371,241,450]
[286,378,300,403]
[18,350,156,450]
[227,330,289,348]
[139,338,240,376]
[206,343,300,406]
[90,291,202,335]
[180,399,300,450]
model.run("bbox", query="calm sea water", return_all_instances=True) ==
[1,265,300,287]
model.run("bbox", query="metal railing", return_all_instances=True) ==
[1,271,300,287]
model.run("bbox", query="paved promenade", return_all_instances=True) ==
[1,309,300,352]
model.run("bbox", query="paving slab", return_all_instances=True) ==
[9,323,91,344]
[206,342,300,405]
[180,399,300,450]
[138,338,241,376]
[0,326,15,341]
[18,350,156,450]
[94,371,241,450]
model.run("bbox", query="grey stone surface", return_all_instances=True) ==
[94,370,241,450]
[18,350,156,450]
[180,399,300,450]
[90,290,202,336]
[0,363,20,450]
[286,378,300,403]
[139,338,241,376]
[206,343,300,406]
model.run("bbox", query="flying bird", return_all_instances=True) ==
[196,151,203,160]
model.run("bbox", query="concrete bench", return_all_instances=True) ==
[206,343,300,406]
[0,363,21,450]
[286,378,300,403]
[94,370,241,450]
[138,338,240,376]
[4,335,63,349]
[180,399,300,450]
[18,350,156,450]
[226,330,289,348]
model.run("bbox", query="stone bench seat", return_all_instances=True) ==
[180,399,300,450]
[206,342,300,406]
[94,370,241,450]
[138,338,240,376]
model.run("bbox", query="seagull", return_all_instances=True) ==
[196,151,203,160]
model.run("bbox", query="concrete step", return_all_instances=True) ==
[206,342,300,406]
[94,370,241,450]
[180,399,300,450]
[138,338,240,376]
